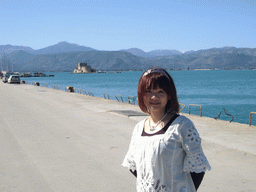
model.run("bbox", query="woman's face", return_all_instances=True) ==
[143,86,169,114]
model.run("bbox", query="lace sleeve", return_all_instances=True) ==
[181,118,211,173]
[122,141,136,171]
[122,124,140,172]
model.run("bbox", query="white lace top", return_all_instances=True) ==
[122,115,211,192]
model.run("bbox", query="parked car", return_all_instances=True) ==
[2,75,10,83]
[8,75,20,84]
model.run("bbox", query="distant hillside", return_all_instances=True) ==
[6,50,145,72]
[184,47,256,57]
[0,42,95,55]
[0,44,34,54]
[147,49,182,57]
[121,48,181,57]
[120,48,148,57]
[34,41,95,54]
[142,52,256,70]
[142,47,256,70]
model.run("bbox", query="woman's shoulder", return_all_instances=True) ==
[132,118,147,135]
[174,114,190,122]
[173,115,195,128]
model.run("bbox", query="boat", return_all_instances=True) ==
[33,72,55,77]
[19,72,54,77]
[20,72,33,77]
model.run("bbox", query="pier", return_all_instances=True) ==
[0,82,255,191]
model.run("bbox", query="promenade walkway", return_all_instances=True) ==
[0,82,255,191]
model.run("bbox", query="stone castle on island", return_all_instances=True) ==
[73,62,96,73]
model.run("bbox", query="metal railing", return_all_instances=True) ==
[15,82,256,126]
[223,108,234,123]
[249,112,256,126]
[83,89,88,95]
[179,103,186,113]
[115,95,123,102]
[42,83,48,87]
[88,91,94,97]
[103,93,110,99]
[128,96,135,105]
[52,84,61,90]
[77,89,81,94]
[189,104,202,117]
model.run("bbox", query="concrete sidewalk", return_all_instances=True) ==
[0,82,255,191]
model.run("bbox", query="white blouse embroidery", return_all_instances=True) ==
[122,115,211,192]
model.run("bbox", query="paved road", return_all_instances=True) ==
[1,82,255,191]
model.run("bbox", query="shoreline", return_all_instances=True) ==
[3,67,256,74]
[17,79,256,126]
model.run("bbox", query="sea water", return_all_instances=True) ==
[21,70,256,126]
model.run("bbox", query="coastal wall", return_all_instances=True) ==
[1,82,255,191]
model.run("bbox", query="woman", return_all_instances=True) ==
[122,68,211,192]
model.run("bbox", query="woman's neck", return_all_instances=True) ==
[150,111,167,124]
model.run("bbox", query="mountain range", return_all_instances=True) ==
[120,48,182,57]
[0,41,180,57]
[1,42,256,72]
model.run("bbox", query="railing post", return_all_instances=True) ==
[43,83,48,87]
[83,89,88,95]
[128,96,135,105]
[115,95,123,102]
[88,91,94,96]
[188,104,202,117]
[179,103,186,112]
[223,108,234,123]
[103,93,110,99]
[249,112,256,126]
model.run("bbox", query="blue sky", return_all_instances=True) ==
[0,0,255,52]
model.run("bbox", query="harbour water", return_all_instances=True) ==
[21,70,256,126]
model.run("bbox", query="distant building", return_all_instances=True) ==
[73,62,96,73]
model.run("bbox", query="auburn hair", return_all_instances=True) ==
[137,68,179,114]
